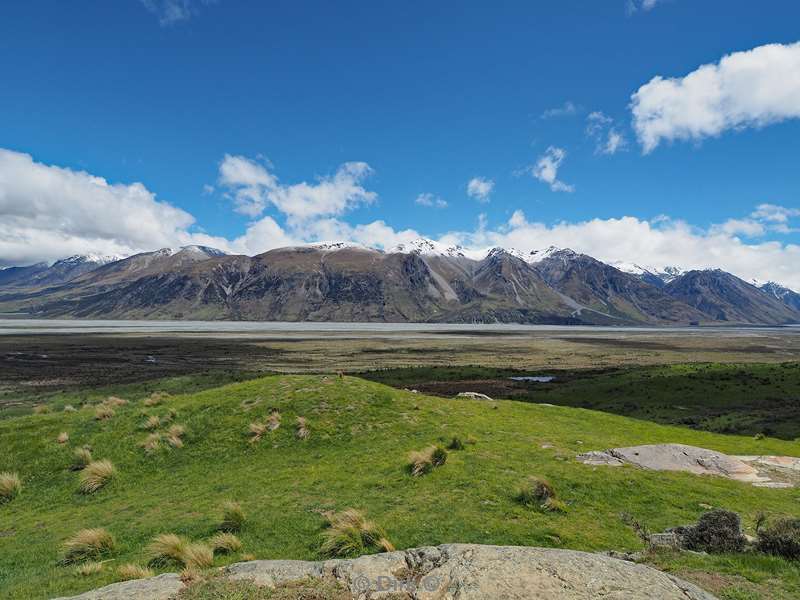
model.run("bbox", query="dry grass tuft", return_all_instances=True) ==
[240,553,256,561]
[94,404,115,421]
[320,508,392,558]
[208,532,242,554]
[147,533,189,567]
[166,424,186,448]
[219,501,245,532]
[104,396,128,407]
[57,431,70,444]
[117,563,154,581]
[181,543,214,569]
[61,528,115,564]
[144,391,170,407]
[71,447,93,471]
[64,404,77,413]
[0,472,22,503]
[515,476,567,513]
[33,404,50,414]
[267,409,281,431]
[143,415,161,431]
[248,422,267,443]
[140,433,162,453]
[295,416,310,440]
[75,561,105,576]
[79,460,116,494]
[407,445,448,477]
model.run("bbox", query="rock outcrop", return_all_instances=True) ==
[54,544,718,599]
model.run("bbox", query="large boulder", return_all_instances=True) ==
[54,544,718,599]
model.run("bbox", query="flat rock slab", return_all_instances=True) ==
[577,443,798,487]
[53,544,717,600]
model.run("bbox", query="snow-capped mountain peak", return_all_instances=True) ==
[390,238,470,258]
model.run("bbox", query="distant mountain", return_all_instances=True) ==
[0,240,797,325]
[0,254,122,289]
[759,281,800,312]
[611,262,685,288]
[664,270,799,325]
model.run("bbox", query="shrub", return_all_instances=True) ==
[296,416,310,440]
[219,501,245,532]
[147,533,189,567]
[680,510,745,553]
[0,472,22,503]
[117,563,154,581]
[57,432,69,444]
[208,532,242,554]
[447,437,465,450]
[79,460,116,494]
[71,447,93,471]
[94,405,115,421]
[407,445,448,476]
[756,518,800,560]
[320,508,394,558]
[515,477,566,513]
[61,528,115,564]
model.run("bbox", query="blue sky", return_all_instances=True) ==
[1,1,799,287]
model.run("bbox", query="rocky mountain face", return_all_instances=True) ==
[760,281,800,312]
[0,241,798,325]
[664,270,799,325]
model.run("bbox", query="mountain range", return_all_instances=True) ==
[0,240,798,326]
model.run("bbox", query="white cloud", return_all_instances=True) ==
[586,112,627,155]
[0,148,230,266]
[140,0,216,25]
[627,0,663,14]
[751,203,800,224]
[466,177,494,202]
[217,155,377,223]
[415,193,448,209]
[530,147,574,192]
[632,41,800,153]
[711,219,766,238]
[540,101,578,119]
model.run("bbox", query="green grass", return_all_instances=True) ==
[1,374,799,598]
[362,362,800,439]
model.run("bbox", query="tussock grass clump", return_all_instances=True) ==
[757,518,800,560]
[267,409,281,431]
[57,431,69,444]
[219,501,245,532]
[515,477,567,513]
[71,447,93,471]
[79,460,116,494]
[181,543,214,569]
[166,424,186,448]
[295,416,310,440]
[61,528,115,564]
[140,432,162,453]
[320,508,394,558]
[248,422,267,443]
[63,404,77,413]
[32,404,50,414]
[117,563,154,581]
[143,415,161,431]
[208,532,242,554]
[75,561,105,576]
[144,391,170,407]
[407,445,448,476]
[94,404,115,421]
[104,396,128,408]
[0,472,22,503]
[147,533,189,567]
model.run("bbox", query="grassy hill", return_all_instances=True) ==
[1,374,799,599]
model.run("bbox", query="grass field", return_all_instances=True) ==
[1,373,799,599]
[362,362,800,439]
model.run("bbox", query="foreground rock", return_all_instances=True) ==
[54,544,717,599]
[577,443,798,488]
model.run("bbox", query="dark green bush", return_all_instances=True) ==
[681,510,745,553]
[757,518,800,560]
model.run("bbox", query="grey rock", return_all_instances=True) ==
[54,544,718,600]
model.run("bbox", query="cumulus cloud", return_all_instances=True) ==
[530,147,574,192]
[217,154,376,223]
[540,101,578,119]
[466,177,494,202]
[140,0,216,26]
[627,0,662,14]
[586,112,627,155]
[415,193,448,209]
[632,41,800,153]
[0,148,230,266]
